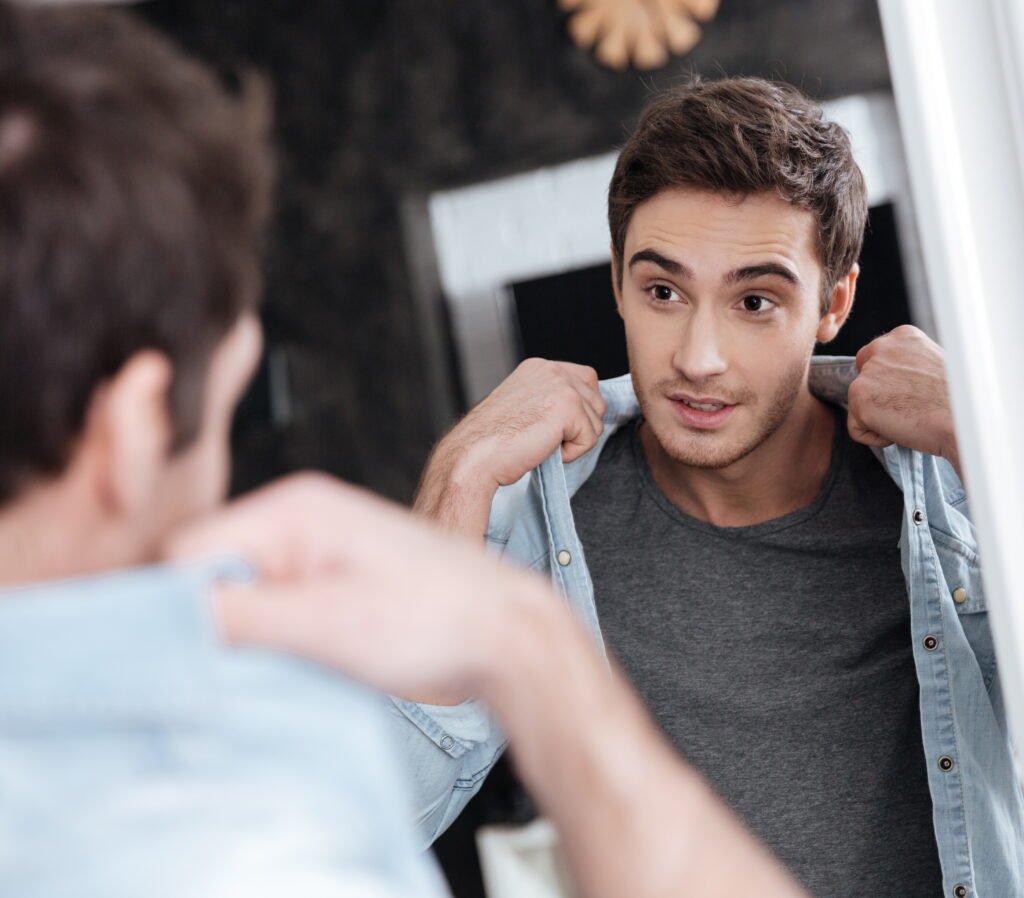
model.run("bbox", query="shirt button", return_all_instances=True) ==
[938,755,955,772]
[953,885,968,898]
[556,550,572,567]
[439,735,455,752]
[913,509,925,524]
[952,587,968,604]
[923,635,939,651]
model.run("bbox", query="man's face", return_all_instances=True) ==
[615,188,835,470]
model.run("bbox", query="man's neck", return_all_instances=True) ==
[639,391,838,528]
[0,481,146,588]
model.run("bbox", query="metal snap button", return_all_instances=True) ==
[952,587,968,604]
[938,755,954,772]
[912,509,924,525]
[923,635,939,651]
[556,549,572,567]
[439,735,455,752]
[953,885,968,898]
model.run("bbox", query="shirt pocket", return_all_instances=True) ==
[931,529,995,688]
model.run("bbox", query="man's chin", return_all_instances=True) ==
[647,420,766,471]
[661,439,757,471]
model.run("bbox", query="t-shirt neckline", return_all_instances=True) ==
[629,404,847,540]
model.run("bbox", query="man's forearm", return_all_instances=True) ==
[413,440,498,539]
[475,586,809,898]
[413,359,606,538]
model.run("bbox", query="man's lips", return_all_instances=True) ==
[669,392,735,412]
[667,392,738,429]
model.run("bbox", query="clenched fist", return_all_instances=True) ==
[847,325,961,479]
[415,359,607,537]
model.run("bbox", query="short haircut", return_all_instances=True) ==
[0,1,274,504]
[608,77,868,312]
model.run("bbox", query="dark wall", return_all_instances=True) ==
[137,0,891,504]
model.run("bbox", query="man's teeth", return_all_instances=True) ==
[682,399,725,412]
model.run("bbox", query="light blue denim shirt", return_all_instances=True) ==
[390,356,1024,898]
[0,559,449,898]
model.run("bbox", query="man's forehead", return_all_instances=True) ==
[624,187,819,274]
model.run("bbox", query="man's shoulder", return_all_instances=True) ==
[0,562,224,719]
[0,562,443,898]
[0,558,383,730]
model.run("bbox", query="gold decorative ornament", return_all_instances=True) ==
[559,0,720,70]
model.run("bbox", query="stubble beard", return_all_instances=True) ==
[633,356,810,471]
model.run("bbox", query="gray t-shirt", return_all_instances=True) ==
[571,411,943,897]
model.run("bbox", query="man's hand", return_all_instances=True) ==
[164,472,549,703]
[414,359,606,537]
[847,325,962,480]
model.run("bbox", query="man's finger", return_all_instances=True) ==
[579,400,606,448]
[854,339,879,371]
[567,372,607,421]
[561,408,602,463]
[848,413,893,449]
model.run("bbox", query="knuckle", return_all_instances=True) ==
[302,472,347,504]
[270,471,337,514]
[557,388,582,413]
[294,469,335,489]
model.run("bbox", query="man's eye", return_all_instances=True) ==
[652,285,676,302]
[741,295,774,313]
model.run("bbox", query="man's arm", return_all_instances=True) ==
[169,476,807,898]
[413,358,607,538]
[847,324,963,482]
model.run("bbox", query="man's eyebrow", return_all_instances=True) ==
[628,249,694,279]
[724,263,801,287]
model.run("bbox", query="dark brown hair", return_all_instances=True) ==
[609,77,868,311]
[0,1,274,504]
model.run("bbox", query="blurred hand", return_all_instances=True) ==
[847,325,960,476]
[163,473,548,703]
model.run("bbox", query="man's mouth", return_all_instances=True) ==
[667,393,738,429]
[679,397,728,412]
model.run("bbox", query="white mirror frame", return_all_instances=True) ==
[879,0,1024,769]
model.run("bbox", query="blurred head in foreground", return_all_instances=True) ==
[0,0,273,577]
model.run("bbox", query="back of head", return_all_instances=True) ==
[609,77,868,310]
[0,0,273,505]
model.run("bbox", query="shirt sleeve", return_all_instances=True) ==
[386,696,507,846]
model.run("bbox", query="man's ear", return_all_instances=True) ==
[610,243,624,319]
[816,263,859,343]
[84,350,175,517]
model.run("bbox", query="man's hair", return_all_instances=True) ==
[608,77,868,312]
[0,1,273,504]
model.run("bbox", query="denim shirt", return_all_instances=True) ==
[0,559,449,898]
[390,356,1024,898]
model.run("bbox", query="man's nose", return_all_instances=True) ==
[672,306,728,382]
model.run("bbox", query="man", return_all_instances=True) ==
[0,4,808,896]
[398,79,1022,897]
